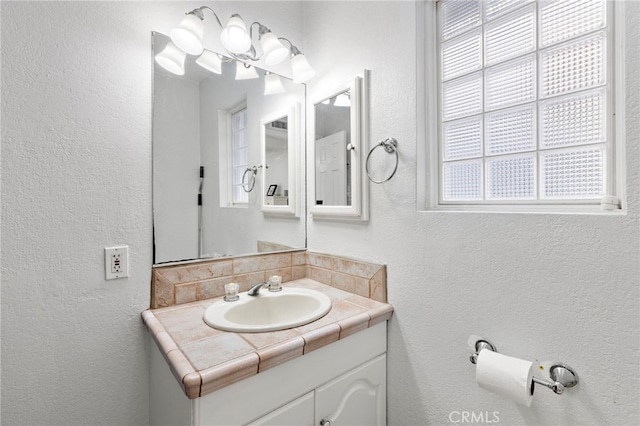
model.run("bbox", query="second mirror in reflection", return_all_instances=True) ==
[264,116,289,205]
[314,89,352,207]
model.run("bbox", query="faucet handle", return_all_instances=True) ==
[224,283,239,302]
[268,275,282,292]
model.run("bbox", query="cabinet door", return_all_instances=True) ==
[315,355,386,426]
[248,392,314,426]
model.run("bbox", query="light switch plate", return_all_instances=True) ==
[105,246,129,280]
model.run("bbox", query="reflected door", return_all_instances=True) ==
[315,131,347,206]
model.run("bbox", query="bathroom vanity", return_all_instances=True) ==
[149,316,387,425]
[144,252,392,426]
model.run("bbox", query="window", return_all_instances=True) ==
[230,107,249,205]
[426,0,624,211]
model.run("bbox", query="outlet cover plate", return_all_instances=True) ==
[105,246,129,280]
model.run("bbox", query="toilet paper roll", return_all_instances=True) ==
[476,350,534,407]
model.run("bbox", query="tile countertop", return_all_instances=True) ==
[142,278,394,399]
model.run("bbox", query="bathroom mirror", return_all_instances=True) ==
[152,32,305,264]
[261,104,301,216]
[309,70,369,220]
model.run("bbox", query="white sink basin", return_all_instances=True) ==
[203,287,332,333]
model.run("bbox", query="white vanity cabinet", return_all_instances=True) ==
[315,355,386,426]
[248,392,315,426]
[250,354,386,426]
[150,322,388,426]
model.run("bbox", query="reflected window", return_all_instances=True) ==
[231,107,248,204]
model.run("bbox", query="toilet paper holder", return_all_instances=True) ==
[469,338,579,395]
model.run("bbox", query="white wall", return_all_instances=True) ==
[1,2,155,424]
[303,1,639,426]
[0,1,303,425]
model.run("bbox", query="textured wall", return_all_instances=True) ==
[2,2,156,424]
[1,2,155,424]
[0,1,303,425]
[303,1,639,426]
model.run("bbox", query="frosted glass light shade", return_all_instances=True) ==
[196,50,222,74]
[291,53,315,83]
[235,62,258,80]
[155,41,186,76]
[264,73,285,95]
[221,15,251,54]
[261,32,289,66]
[170,14,204,55]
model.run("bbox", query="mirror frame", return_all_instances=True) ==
[309,70,370,220]
[260,103,302,217]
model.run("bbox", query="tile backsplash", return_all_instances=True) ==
[151,250,387,309]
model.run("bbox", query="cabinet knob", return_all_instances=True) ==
[320,420,331,426]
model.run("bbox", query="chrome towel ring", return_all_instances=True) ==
[241,165,263,192]
[366,138,398,184]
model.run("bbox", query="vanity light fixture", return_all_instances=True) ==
[196,50,223,74]
[289,45,315,84]
[260,29,290,66]
[154,41,186,76]
[235,62,259,80]
[333,92,351,107]
[220,14,252,54]
[264,72,285,95]
[318,92,350,107]
[166,5,315,82]
[170,13,205,55]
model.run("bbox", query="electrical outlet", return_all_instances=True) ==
[105,246,129,280]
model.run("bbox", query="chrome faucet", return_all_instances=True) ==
[247,282,270,296]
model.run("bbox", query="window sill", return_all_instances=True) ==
[421,203,626,216]
[221,204,248,209]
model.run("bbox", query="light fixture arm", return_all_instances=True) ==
[286,42,304,58]
[239,22,292,63]
[252,22,268,38]
[233,21,269,61]
[278,37,308,59]
[278,37,294,49]
[230,46,259,62]
[187,6,224,30]
[278,37,301,56]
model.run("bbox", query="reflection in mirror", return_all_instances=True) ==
[310,70,369,220]
[152,32,305,265]
[314,90,351,207]
[265,118,288,205]
[261,105,300,216]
